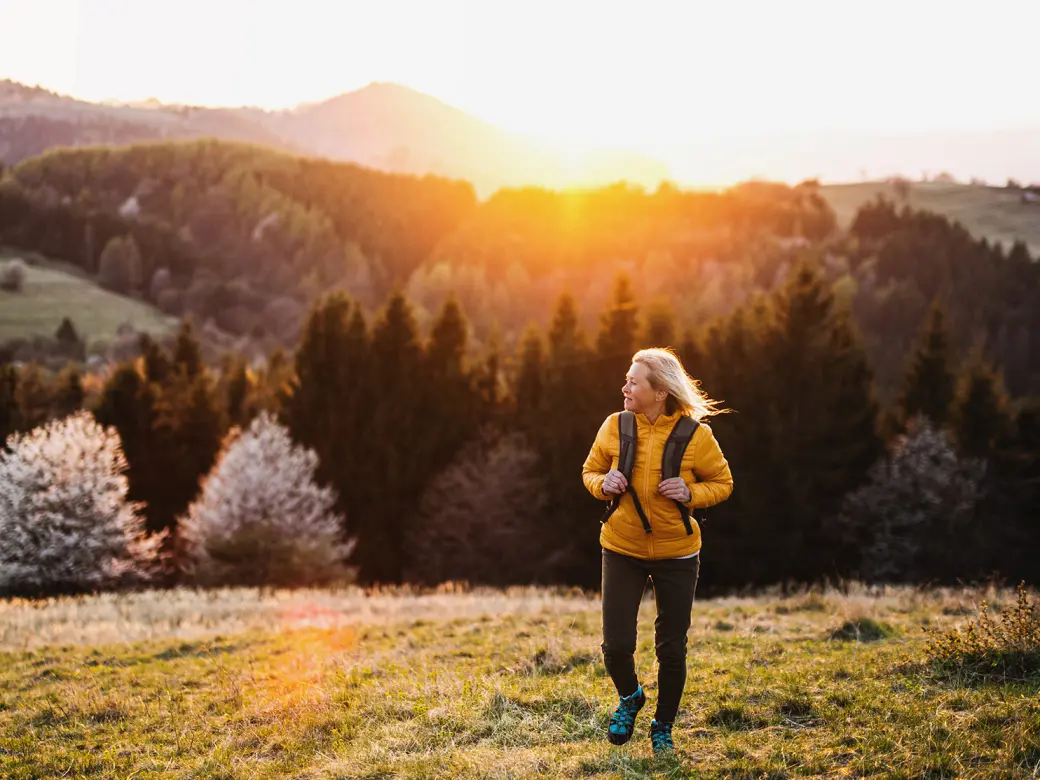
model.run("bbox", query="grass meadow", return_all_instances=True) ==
[0,250,176,346]
[0,582,1038,778]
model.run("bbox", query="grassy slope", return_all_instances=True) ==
[0,585,1037,778]
[0,251,176,345]
[821,181,1040,255]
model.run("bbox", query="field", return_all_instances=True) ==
[1,583,1037,779]
[0,251,176,346]
[820,181,1040,256]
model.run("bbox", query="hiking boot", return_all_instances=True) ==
[649,719,675,754]
[607,684,645,745]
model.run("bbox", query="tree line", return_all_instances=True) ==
[3,261,1037,595]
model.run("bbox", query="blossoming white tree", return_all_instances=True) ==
[179,412,354,586]
[0,411,165,596]
[836,416,984,582]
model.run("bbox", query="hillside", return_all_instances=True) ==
[0,251,176,347]
[0,79,668,196]
[821,180,1040,255]
[1,584,1037,777]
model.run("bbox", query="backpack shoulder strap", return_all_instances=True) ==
[617,411,637,482]
[599,411,652,534]
[662,415,700,535]
[662,415,698,480]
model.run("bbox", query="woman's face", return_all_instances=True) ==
[622,362,661,413]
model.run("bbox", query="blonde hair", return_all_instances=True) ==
[632,347,727,421]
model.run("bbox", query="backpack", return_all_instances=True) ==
[599,411,704,535]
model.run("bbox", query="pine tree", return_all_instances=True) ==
[172,319,203,381]
[139,333,172,384]
[541,293,602,586]
[951,353,1013,459]
[51,365,85,418]
[426,297,467,380]
[597,272,639,362]
[223,356,253,428]
[0,364,20,445]
[515,323,547,424]
[642,298,677,349]
[901,300,955,427]
[362,291,427,583]
[14,363,51,432]
[158,372,226,537]
[732,263,882,584]
[283,292,368,538]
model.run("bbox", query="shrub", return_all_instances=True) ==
[403,429,548,586]
[0,411,165,596]
[835,417,983,582]
[0,258,27,292]
[923,583,1040,683]
[149,267,172,300]
[179,412,354,587]
[98,235,143,294]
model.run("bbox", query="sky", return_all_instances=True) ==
[2,0,1039,182]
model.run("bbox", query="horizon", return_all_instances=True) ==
[2,0,1039,186]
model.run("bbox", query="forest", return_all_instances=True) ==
[1,138,1038,596]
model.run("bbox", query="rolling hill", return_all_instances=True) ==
[0,80,668,196]
[820,180,1040,255]
[0,250,176,347]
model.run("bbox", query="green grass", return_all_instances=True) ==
[0,584,1038,778]
[821,181,1040,256]
[0,251,176,346]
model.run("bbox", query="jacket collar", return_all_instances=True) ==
[634,409,682,429]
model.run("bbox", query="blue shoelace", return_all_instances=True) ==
[650,720,674,752]
[608,687,643,737]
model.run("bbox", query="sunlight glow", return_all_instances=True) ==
[2,0,1038,185]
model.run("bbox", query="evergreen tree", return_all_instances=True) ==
[172,319,203,381]
[642,298,677,349]
[515,323,547,425]
[362,291,426,583]
[951,354,1013,459]
[94,363,164,534]
[223,356,253,428]
[14,363,51,432]
[0,364,20,445]
[283,292,368,539]
[678,330,703,375]
[51,365,85,418]
[723,263,882,584]
[540,293,601,586]
[424,297,478,463]
[901,300,955,426]
[139,333,172,384]
[159,372,226,536]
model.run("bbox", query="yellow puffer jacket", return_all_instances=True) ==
[582,411,734,559]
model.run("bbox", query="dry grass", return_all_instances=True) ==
[1,582,1038,778]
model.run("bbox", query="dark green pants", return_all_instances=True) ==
[600,547,700,723]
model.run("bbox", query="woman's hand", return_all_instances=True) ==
[602,469,628,496]
[658,478,691,502]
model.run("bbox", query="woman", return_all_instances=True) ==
[582,347,733,754]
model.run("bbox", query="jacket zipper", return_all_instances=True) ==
[646,422,656,558]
